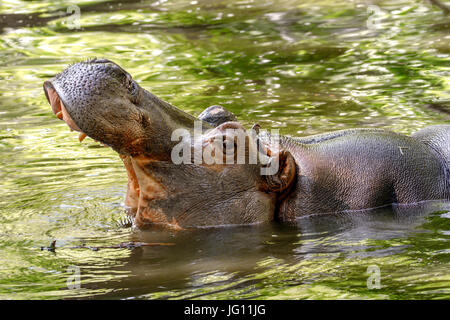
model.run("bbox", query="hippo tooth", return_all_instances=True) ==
[79,132,87,142]
[56,111,63,119]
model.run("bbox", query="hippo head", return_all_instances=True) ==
[43,59,296,229]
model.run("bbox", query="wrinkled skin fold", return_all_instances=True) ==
[44,59,450,229]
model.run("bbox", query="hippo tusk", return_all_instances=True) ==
[79,132,87,142]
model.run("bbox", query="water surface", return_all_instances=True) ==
[0,0,449,299]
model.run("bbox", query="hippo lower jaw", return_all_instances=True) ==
[119,154,185,230]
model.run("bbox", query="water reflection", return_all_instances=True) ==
[0,0,449,299]
[44,201,447,300]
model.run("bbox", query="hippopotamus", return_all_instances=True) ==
[43,59,450,229]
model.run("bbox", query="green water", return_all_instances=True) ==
[0,0,449,299]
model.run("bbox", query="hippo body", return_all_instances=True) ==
[43,59,450,229]
[274,127,449,221]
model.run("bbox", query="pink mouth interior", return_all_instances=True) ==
[45,85,87,141]
[45,86,81,132]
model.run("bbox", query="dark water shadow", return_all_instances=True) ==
[65,200,449,299]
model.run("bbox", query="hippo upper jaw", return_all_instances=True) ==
[43,63,147,156]
[43,59,205,158]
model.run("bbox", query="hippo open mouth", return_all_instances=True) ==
[43,59,295,230]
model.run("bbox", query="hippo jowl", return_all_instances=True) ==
[43,59,450,229]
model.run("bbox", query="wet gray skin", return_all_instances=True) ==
[43,59,450,229]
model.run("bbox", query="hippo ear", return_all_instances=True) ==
[198,105,237,127]
[261,149,296,193]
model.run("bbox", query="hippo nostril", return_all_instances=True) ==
[85,58,131,79]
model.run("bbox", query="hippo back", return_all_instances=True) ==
[412,125,450,190]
